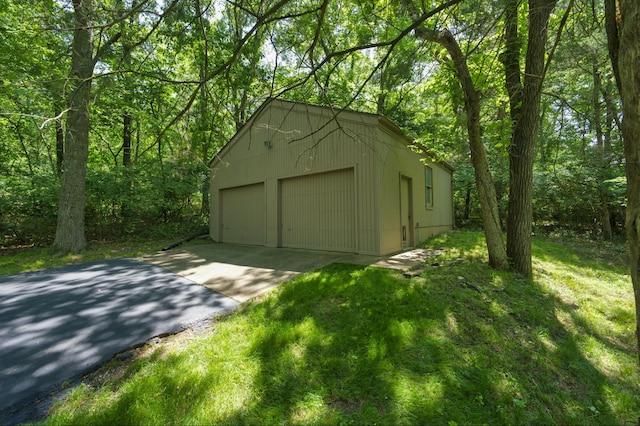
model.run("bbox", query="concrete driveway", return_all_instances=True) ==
[0,258,239,423]
[142,242,440,302]
[141,243,354,302]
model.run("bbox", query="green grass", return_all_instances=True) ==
[0,237,198,277]
[27,231,640,424]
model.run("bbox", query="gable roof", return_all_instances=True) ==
[210,98,452,172]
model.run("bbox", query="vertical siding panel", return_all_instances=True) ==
[280,169,355,251]
[220,183,265,245]
[377,127,403,255]
[260,103,377,254]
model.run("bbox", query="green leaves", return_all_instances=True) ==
[0,0,629,246]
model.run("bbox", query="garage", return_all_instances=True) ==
[210,99,454,256]
[220,183,265,245]
[279,168,356,252]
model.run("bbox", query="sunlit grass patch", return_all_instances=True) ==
[532,237,636,353]
[424,230,489,263]
[40,231,640,425]
[0,238,178,277]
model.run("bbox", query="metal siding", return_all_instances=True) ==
[400,176,413,248]
[280,168,355,252]
[210,100,451,255]
[430,163,455,229]
[259,102,377,253]
[377,129,403,255]
[376,123,454,251]
[220,183,265,245]
[260,104,375,180]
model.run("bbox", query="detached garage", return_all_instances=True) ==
[210,98,453,256]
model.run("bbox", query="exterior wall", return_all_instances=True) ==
[424,159,455,239]
[373,128,404,255]
[219,183,265,245]
[280,168,356,252]
[210,100,381,254]
[376,126,454,255]
[210,99,453,256]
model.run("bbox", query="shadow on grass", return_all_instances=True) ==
[44,237,639,425]
[532,237,636,355]
[215,261,638,424]
[532,237,628,277]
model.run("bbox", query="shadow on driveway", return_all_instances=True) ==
[0,258,239,422]
[142,243,441,302]
[142,244,349,302]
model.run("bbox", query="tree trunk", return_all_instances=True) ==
[501,0,522,125]
[416,28,509,270]
[195,0,211,216]
[123,111,132,167]
[121,109,132,220]
[53,0,94,253]
[504,0,557,277]
[120,0,133,219]
[464,184,472,221]
[121,28,132,169]
[593,63,613,240]
[197,62,209,216]
[605,0,640,365]
[55,98,64,175]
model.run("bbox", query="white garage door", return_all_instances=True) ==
[280,168,355,252]
[220,183,265,245]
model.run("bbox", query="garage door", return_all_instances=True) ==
[220,183,265,245]
[280,168,355,252]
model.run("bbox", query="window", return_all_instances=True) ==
[425,166,433,208]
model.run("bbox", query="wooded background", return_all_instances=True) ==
[0,0,630,257]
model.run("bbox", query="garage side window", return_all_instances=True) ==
[425,166,433,209]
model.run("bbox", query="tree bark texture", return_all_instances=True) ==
[501,0,523,125]
[123,112,132,166]
[505,0,557,277]
[53,0,94,253]
[416,29,510,270]
[593,64,613,240]
[54,99,65,175]
[605,0,640,364]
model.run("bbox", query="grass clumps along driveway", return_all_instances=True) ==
[41,231,639,425]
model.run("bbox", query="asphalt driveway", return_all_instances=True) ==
[0,258,239,422]
[0,242,437,424]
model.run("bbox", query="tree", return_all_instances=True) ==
[53,0,183,252]
[404,0,561,273]
[502,0,558,276]
[532,1,625,237]
[6,0,625,262]
[605,0,640,363]
[53,0,102,253]
[410,24,509,270]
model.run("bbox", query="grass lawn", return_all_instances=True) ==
[0,237,196,277]
[22,231,640,424]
